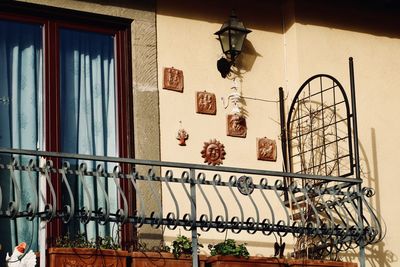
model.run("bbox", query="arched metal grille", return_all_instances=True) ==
[287,74,354,179]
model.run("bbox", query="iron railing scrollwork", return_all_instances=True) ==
[0,148,383,267]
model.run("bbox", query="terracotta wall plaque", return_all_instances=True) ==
[196,91,217,115]
[257,137,277,161]
[201,139,226,166]
[227,114,247,138]
[163,67,184,92]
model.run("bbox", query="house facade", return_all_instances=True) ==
[0,0,398,266]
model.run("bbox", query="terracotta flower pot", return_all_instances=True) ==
[287,259,357,267]
[206,255,287,267]
[48,247,129,267]
[131,251,206,267]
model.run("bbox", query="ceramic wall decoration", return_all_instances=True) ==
[196,91,217,115]
[163,67,184,92]
[201,139,226,166]
[176,128,189,146]
[237,175,254,195]
[221,78,242,115]
[227,114,247,138]
[257,137,277,161]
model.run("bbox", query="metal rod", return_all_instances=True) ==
[349,57,365,267]
[333,80,341,176]
[319,76,328,175]
[190,168,198,267]
[349,61,361,180]
[308,82,316,175]
[0,147,362,184]
[279,87,289,172]
[279,87,289,202]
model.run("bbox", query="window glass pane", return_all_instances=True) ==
[0,19,43,252]
[60,28,117,157]
[0,20,43,150]
[59,28,117,238]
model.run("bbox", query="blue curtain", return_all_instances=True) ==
[0,21,118,252]
[0,20,43,252]
[59,29,118,239]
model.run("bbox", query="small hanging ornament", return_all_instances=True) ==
[177,128,189,146]
[176,121,188,146]
[221,77,242,115]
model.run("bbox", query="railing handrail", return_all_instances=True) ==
[0,147,361,184]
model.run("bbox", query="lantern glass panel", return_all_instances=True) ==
[219,30,230,54]
[230,29,246,52]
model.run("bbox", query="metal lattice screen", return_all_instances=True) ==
[287,74,354,179]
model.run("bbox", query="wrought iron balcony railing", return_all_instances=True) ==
[0,147,383,266]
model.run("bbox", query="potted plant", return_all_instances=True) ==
[206,239,286,267]
[131,234,206,267]
[48,233,129,267]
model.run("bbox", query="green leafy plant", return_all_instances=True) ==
[171,234,203,259]
[96,235,120,250]
[55,233,91,248]
[55,233,120,250]
[208,239,249,258]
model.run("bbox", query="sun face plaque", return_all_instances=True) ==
[163,67,184,92]
[257,137,277,161]
[196,91,216,115]
[201,139,226,166]
[227,114,247,138]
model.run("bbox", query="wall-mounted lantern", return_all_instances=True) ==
[215,10,251,78]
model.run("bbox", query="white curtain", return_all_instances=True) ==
[0,20,43,252]
[59,28,118,239]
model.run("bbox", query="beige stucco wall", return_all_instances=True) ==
[157,0,288,257]
[157,1,284,170]
[157,0,400,265]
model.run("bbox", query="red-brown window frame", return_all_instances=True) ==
[0,1,134,247]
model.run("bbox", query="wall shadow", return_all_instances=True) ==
[236,39,262,73]
[75,0,156,12]
[158,0,400,39]
[156,0,283,33]
[350,128,397,266]
[293,0,400,39]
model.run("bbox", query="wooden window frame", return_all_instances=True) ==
[0,1,134,248]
